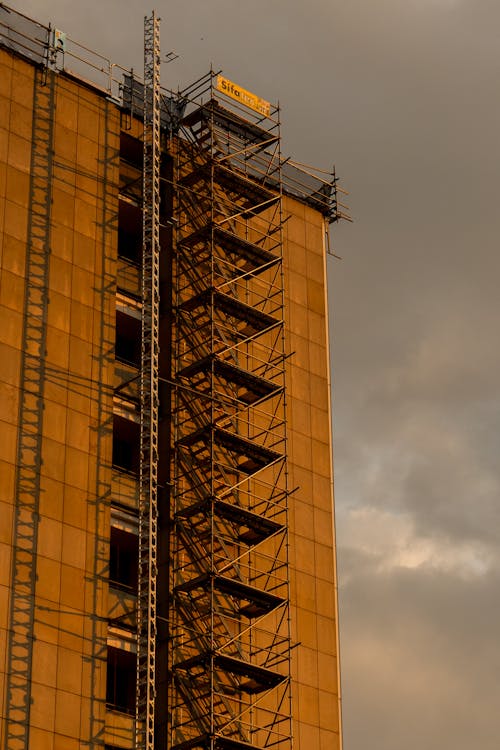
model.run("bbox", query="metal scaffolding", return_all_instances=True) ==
[169,73,292,750]
[136,11,161,750]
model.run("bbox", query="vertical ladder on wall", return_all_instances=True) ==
[3,63,55,750]
[136,11,161,750]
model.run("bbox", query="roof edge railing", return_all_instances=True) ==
[0,3,351,222]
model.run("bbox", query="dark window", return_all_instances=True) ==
[118,227,141,263]
[106,646,136,714]
[110,527,138,592]
[118,201,142,264]
[112,415,140,474]
[120,132,143,169]
[115,310,141,367]
[119,134,143,204]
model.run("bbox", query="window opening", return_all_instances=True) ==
[118,200,142,264]
[106,646,136,714]
[112,415,140,474]
[109,526,138,592]
[120,132,143,169]
[115,310,141,367]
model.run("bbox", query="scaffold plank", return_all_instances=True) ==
[175,573,285,618]
[182,100,278,149]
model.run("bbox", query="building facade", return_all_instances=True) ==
[0,7,345,750]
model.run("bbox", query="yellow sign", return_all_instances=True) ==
[216,75,271,118]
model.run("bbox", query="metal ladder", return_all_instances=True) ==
[136,11,161,750]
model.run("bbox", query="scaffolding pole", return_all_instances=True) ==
[136,11,161,750]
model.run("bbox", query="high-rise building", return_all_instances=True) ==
[0,6,348,750]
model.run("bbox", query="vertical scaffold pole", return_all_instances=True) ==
[137,11,161,750]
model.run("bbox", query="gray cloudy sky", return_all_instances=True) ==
[12,0,500,746]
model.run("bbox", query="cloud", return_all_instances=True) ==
[332,290,500,549]
[338,549,500,749]
[338,505,495,580]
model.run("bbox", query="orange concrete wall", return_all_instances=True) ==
[0,48,119,748]
[284,197,342,750]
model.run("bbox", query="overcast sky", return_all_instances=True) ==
[10,0,500,746]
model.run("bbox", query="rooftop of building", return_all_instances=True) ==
[0,2,350,224]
